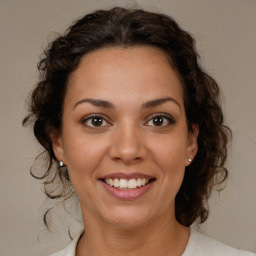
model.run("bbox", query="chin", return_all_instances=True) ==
[101,205,160,230]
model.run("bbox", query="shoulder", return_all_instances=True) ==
[48,232,82,256]
[182,228,256,256]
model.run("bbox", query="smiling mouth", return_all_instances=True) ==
[101,178,156,190]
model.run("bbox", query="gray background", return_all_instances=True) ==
[0,0,255,255]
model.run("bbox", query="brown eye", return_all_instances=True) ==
[91,117,103,126]
[145,114,175,127]
[82,115,110,128]
[152,117,164,126]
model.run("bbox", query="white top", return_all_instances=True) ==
[49,228,256,256]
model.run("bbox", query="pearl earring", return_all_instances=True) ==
[58,160,70,180]
[188,158,192,163]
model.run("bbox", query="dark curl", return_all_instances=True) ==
[23,7,231,227]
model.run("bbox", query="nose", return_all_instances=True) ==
[109,123,147,164]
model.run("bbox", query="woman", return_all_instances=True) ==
[23,7,255,256]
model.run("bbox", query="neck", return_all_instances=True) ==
[76,210,189,256]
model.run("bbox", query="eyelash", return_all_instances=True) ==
[81,113,175,128]
[145,113,176,127]
[81,114,111,128]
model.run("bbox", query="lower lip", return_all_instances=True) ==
[100,180,154,200]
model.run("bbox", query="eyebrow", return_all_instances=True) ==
[142,97,181,111]
[74,98,115,109]
[74,97,181,111]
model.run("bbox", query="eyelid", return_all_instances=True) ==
[81,113,112,127]
[144,112,176,126]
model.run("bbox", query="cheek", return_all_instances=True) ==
[151,135,188,186]
[144,136,188,215]
[63,133,109,178]
[153,135,187,167]
[63,135,110,203]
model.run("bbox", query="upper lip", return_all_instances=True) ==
[99,172,156,180]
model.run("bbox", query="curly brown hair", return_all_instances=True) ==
[23,7,231,228]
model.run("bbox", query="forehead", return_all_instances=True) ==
[66,46,184,107]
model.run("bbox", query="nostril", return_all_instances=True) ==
[111,154,144,164]
[108,132,147,163]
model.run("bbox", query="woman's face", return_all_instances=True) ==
[52,46,198,228]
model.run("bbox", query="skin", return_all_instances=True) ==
[52,46,199,256]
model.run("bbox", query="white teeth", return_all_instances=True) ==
[104,178,150,189]
[119,179,128,188]
[137,178,142,187]
[109,178,114,186]
[128,179,137,188]
[114,178,119,188]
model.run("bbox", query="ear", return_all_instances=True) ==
[50,132,66,164]
[185,124,199,166]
